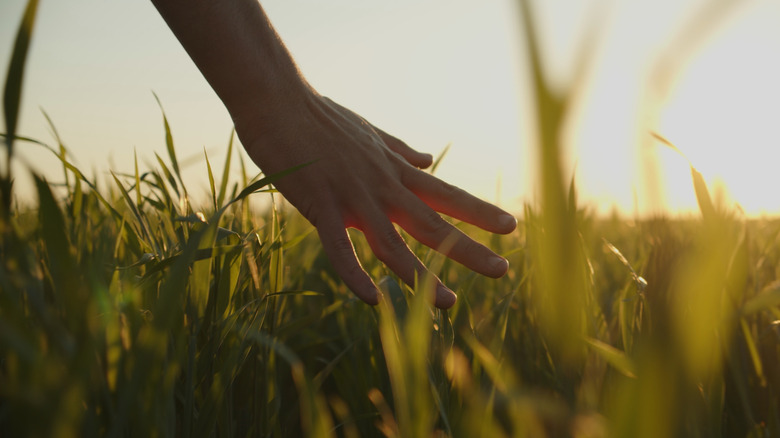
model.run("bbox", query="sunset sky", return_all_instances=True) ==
[1,0,779,216]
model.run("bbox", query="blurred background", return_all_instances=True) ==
[1,0,778,216]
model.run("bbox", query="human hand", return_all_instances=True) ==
[151,0,513,308]
[235,92,517,309]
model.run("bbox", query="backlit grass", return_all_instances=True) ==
[2,0,779,436]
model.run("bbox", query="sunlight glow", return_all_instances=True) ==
[656,0,780,216]
[1,0,778,216]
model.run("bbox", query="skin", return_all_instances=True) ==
[152,0,517,309]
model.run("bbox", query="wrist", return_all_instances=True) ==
[228,76,319,149]
[153,0,315,137]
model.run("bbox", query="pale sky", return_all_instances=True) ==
[1,0,779,216]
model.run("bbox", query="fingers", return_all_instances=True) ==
[315,211,456,309]
[373,128,433,169]
[315,216,381,305]
[391,193,509,279]
[358,210,457,309]
[313,170,515,309]
[402,169,517,235]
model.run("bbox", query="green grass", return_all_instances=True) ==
[2,0,780,436]
[2,138,779,437]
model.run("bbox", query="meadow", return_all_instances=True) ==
[2,1,780,437]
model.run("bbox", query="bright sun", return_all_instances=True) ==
[654,0,780,217]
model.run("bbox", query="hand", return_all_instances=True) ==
[150,0,514,308]
[235,91,517,309]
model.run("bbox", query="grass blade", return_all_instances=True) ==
[154,152,180,198]
[739,318,766,387]
[217,129,235,207]
[224,161,314,208]
[691,166,716,220]
[3,0,39,157]
[741,280,780,317]
[134,149,142,208]
[33,174,81,322]
[269,195,283,293]
[41,109,71,192]
[18,134,125,222]
[111,171,155,253]
[430,143,450,175]
[2,0,39,214]
[205,148,217,210]
[652,132,716,220]
[584,337,637,378]
[152,92,182,185]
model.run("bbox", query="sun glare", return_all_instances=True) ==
[526,0,778,217]
[1,0,778,217]
[650,0,780,217]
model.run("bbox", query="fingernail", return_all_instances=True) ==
[498,214,517,230]
[490,256,509,274]
[436,284,457,309]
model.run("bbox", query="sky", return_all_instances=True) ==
[1,0,779,217]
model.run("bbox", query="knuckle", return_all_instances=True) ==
[420,209,450,236]
[374,226,408,260]
[382,227,408,252]
[458,237,485,255]
[439,181,462,198]
[399,166,422,187]
[330,234,355,256]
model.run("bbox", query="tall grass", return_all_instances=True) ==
[2,0,780,436]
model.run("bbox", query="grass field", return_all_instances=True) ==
[2,1,780,437]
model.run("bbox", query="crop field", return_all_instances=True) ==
[2,1,780,437]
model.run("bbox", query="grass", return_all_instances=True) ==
[2,0,780,436]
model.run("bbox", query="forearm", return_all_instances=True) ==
[151,0,313,126]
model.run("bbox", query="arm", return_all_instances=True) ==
[150,0,312,128]
[151,0,517,309]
